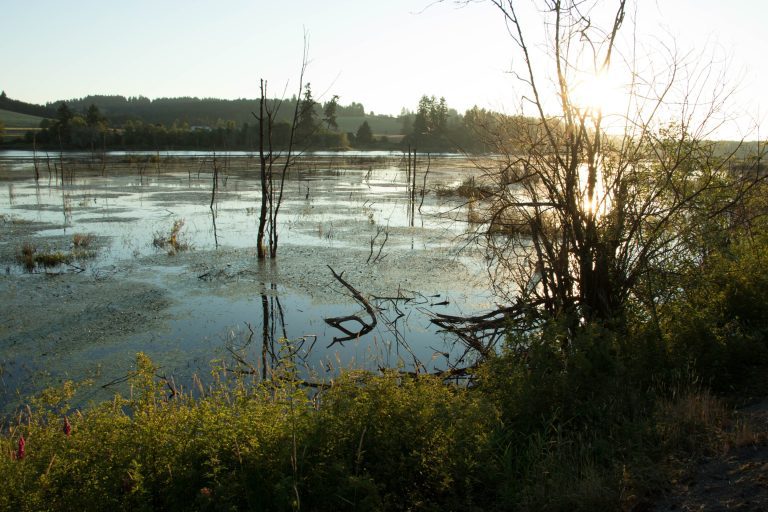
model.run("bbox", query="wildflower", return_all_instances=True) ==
[63,416,72,437]
[16,435,25,460]
[200,487,212,497]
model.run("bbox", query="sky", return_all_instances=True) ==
[1,0,765,139]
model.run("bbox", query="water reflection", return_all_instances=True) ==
[0,153,491,409]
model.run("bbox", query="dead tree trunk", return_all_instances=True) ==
[257,79,269,260]
[210,150,218,211]
[32,133,39,182]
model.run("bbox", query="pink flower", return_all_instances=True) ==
[16,435,25,460]
[63,416,72,437]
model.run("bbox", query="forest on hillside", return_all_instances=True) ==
[0,91,504,152]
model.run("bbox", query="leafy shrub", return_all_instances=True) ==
[0,355,497,512]
[661,232,768,389]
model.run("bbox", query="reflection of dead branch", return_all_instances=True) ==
[325,266,377,347]
[367,225,389,264]
[385,363,478,382]
[418,153,431,213]
[430,301,533,356]
[227,346,258,375]
[226,334,321,386]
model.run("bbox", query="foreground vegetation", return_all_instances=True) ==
[3,1,768,509]
[2,221,767,510]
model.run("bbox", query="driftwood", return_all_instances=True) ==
[430,300,532,356]
[324,266,377,347]
[384,363,478,382]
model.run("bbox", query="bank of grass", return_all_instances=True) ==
[0,109,45,129]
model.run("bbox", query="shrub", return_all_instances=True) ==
[0,355,498,511]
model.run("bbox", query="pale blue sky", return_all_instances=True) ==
[1,0,765,138]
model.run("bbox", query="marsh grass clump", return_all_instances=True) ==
[72,233,95,248]
[33,250,73,268]
[435,176,494,199]
[153,219,190,255]
[16,239,96,272]
[18,242,37,271]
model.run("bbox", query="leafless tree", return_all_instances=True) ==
[436,0,762,349]
[255,38,310,259]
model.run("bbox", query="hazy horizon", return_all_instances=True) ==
[2,0,765,138]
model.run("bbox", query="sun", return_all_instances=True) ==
[571,68,628,121]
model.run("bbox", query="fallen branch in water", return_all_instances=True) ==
[324,266,377,347]
[430,299,537,356]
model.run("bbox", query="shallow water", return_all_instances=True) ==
[0,152,492,408]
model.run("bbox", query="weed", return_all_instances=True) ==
[153,219,190,255]
[16,241,96,272]
[72,233,95,248]
[0,355,497,511]
[435,176,494,199]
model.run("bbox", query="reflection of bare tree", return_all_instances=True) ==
[62,191,73,227]
[260,282,287,379]
[227,282,317,383]
[210,211,219,249]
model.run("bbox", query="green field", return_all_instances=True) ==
[337,115,402,135]
[0,108,45,128]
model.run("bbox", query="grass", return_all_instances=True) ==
[153,219,190,255]
[0,349,750,512]
[435,176,495,199]
[0,109,46,129]
[16,234,97,271]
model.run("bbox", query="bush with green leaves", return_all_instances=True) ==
[659,230,768,390]
[0,353,498,512]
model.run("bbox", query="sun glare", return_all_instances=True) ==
[578,163,612,218]
[572,68,627,121]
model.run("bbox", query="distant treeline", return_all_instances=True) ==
[6,91,760,155]
[50,94,364,127]
[0,91,56,118]
[2,91,515,152]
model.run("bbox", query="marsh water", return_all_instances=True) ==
[0,151,493,409]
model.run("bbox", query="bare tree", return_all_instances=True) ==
[255,39,310,259]
[436,0,761,349]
